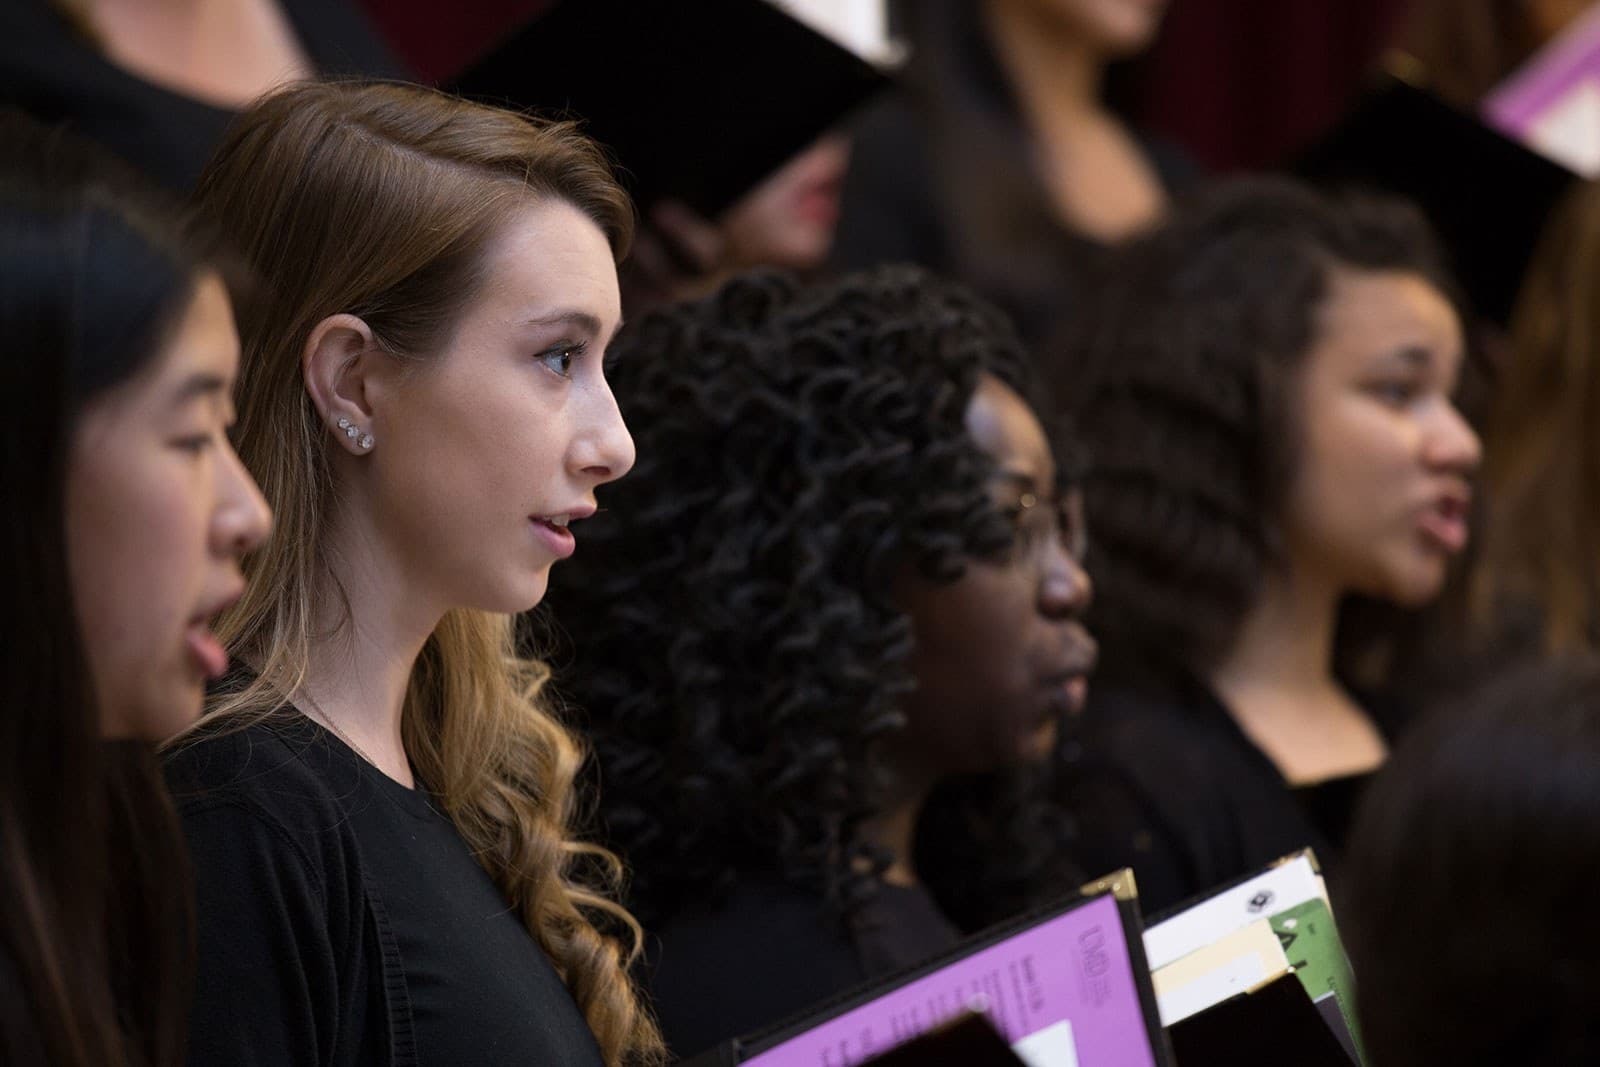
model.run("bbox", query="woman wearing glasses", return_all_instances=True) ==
[541,265,1097,1059]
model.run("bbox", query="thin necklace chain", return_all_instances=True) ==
[295,687,382,771]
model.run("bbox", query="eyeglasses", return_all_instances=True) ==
[1002,490,1089,567]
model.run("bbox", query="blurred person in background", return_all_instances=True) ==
[1343,654,1600,1067]
[0,0,401,191]
[832,0,1196,353]
[1065,177,1480,912]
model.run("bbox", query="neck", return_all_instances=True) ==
[298,513,444,788]
[1209,558,1343,714]
[857,766,934,888]
[983,0,1105,122]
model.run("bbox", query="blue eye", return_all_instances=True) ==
[537,341,587,379]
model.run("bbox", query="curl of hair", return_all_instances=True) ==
[543,265,1044,925]
[1072,176,1455,685]
[169,80,659,1065]
[0,110,221,1066]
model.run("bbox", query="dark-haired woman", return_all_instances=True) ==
[1343,655,1600,1067]
[832,0,1194,351]
[0,112,270,1064]
[1064,177,1482,913]
[543,265,1097,1057]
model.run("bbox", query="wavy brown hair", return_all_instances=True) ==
[174,80,662,1065]
[1471,183,1600,655]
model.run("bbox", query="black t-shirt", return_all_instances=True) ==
[0,0,402,193]
[647,875,960,1060]
[1066,678,1385,915]
[166,713,603,1066]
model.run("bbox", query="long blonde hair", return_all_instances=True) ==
[1472,182,1600,656]
[177,79,662,1065]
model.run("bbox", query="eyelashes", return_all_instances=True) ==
[536,339,590,379]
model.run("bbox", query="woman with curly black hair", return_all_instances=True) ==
[1063,176,1482,913]
[542,264,1097,1057]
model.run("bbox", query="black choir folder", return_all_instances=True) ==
[450,0,889,220]
[860,1013,1026,1066]
[1294,68,1576,327]
[677,869,1172,1067]
[1141,849,1366,1066]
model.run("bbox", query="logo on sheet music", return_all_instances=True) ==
[1074,925,1112,1008]
[1247,890,1276,914]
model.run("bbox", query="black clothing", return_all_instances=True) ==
[648,876,960,1059]
[831,5,1197,353]
[0,948,46,1064]
[0,0,402,193]
[166,713,602,1066]
[1066,679,1384,915]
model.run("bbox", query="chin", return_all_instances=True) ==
[483,568,551,615]
[1011,718,1060,766]
[1369,561,1448,609]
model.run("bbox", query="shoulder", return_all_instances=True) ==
[165,717,366,891]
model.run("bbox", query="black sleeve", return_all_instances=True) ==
[0,949,47,1064]
[179,796,372,1066]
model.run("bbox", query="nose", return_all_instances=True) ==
[214,441,272,558]
[1424,398,1482,476]
[573,378,637,486]
[1039,542,1093,620]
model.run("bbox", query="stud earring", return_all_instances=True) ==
[359,434,374,450]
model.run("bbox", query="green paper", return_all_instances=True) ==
[1270,897,1367,1065]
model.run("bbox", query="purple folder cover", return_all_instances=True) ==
[1484,3,1600,137]
[742,893,1158,1067]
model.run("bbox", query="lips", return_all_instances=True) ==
[530,505,593,560]
[1418,490,1471,554]
[185,583,243,681]
[1042,633,1099,718]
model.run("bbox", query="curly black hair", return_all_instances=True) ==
[541,264,1073,926]
[1070,176,1458,686]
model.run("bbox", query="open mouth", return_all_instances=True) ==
[184,588,240,681]
[1418,494,1470,554]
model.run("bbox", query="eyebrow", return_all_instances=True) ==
[524,310,625,344]
[1380,345,1434,370]
[172,372,229,404]
[991,469,1041,494]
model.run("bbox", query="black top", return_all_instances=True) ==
[0,948,45,1064]
[647,875,960,1059]
[0,0,402,193]
[165,713,603,1067]
[1065,678,1386,915]
[829,6,1197,354]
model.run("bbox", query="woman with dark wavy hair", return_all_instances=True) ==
[543,264,1097,1057]
[0,112,270,1064]
[1064,177,1483,913]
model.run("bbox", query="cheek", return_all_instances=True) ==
[902,570,1044,764]
[1295,404,1418,538]
[374,367,569,607]
[66,445,209,736]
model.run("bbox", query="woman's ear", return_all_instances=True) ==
[303,313,380,453]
